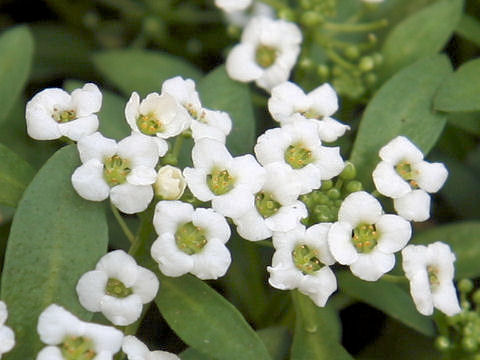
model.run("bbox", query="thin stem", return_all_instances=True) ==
[172,134,185,160]
[254,240,274,248]
[323,19,388,33]
[111,201,136,244]
[325,49,356,70]
[371,189,381,198]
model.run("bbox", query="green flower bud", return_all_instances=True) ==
[434,336,450,352]
[327,188,341,200]
[339,161,356,180]
[299,57,314,71]
[317,64,330,79]
[364,73,377,86]
[301,11,323,27]
[359,56,375,72]
[462,337,478,352]
[344,46,360,60]
[345,180,363,194]
[472,289,480,305]
[316,192,330,205]
[321,180,333,191]
[458,279,474,294]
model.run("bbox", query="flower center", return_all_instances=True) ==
[53,109,77,123]
[207,168,235,195]
[255,191,281,218]
[427,265,440,291]
[185,104,207,123]
[61,336,96,360]
[136,112,165,135]
[285,144,314,169]
[255,45,278,68]
[395,160,419,188]
[301,108,322,120]
[103,155,131,187]
[352,223,379,253]
[292,244,323,275]
[105,278,133,298]
[175,222,207,255]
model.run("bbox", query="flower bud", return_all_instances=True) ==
[458,279,474,294]
[154,165,186,200]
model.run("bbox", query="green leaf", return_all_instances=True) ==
[64,80,130,141]
[93,49,202,97]
[258,326,292,360]
[337,272,435,337]
[447,112,480,136]
[381,0,463,78]
[180,348,213,360]
[198,66,256,155]
[155,274,271,360]
[0,143,35,207]
[455,14,480,47]
[350,55,451,188]
[434,58,480,112]
[1,145,109,359]
[413,221,480,280]
[0,25,34,125]
[291,291,353,360]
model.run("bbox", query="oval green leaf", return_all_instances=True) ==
[155,274,271,360]
[0,25,34,125]
[0,143,35,207]
[455,14,480,48]
[380,0,463,78]
[291,291,353,360]
[350,55,451,188]
[93,49,202,97]
[412,221,480,280]
[434,58,480,112]
[198,66,256,155]
[1,145,109,359]
[337,272,435,337]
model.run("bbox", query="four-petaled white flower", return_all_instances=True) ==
[125,91,191,155]
[122,335,180,360]
[402,242,461,317]
[226,16,302,91]
[71,132,159,214]
[36,304,123,360]
[162,77,232,143]
[26,83,102,141]
[254,120,344,194]
[215,0,252,13]
[372,136,448,222]
[76,250,159,326]
[151,200,232,279]
[184,138,266,218]
[268,82,350,142]
[268,224,337,307]
[328,191,412,281]
[224,2,275,28]
[0,301,14,358]
[233,162,307,241]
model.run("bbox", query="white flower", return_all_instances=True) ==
[71,132,159,214]
[224,2,275,28]
[0,302,14,358]
[254,120,344,194]
[154,165,186,200]
[226,16,302,91]
[328,191,411,281]
[125,91,191,155]
[215,0,252,13]
[122,336,179,360]
[402,242,461,316]
[36,304,123,360]
[26,83,102,141]
[76,250,159,326]
[233,162,307,241]
[184,138,266,218]
[372,136,448,222]
[161,77,232,143]
[268,81,350,142]
[151,201,231,280]
[268,224,337,307]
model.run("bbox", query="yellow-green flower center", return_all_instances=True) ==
[103,155,131,187]
[53,109,77,123]
[207,168,235,195]
[136,112,165,135]
[285,144,314,169]
[255,45,278,68]
[301,108,322,120]
[105,278,133,298]
[427,265,440,291]
[395,160,419,189]
[175,222,207,255]
[255,191,281,218]
[292,244,323,275]
[352,223,379,253]
[61,336,96,360]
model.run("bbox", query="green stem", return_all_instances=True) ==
[325,49,356,70]
[371,189,381,198]
[172,134,185,160]
[111,201,136,244]
[381,274,408,284]
[254,240,274,248]
[323,19,388,33]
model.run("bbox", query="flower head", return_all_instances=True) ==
[402,242,461,316]
[76,250,159,326]
[26,83,102,141]
[122,336,179,360]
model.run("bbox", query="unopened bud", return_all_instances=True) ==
[339,161,356,180]
[344,46,360,60]
[458,279,474,294]
[359,56,375,72]
[434,336,450,351]
[154,165,186,200]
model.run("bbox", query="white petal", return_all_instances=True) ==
[230,154,266,193]
[122,335,149,358]
[316,117,349,142]
[314,145,344,180]
[298,266,337,307]
[58,114,99,141]
[268,248,302,290]
[337,191,382,226]
[36,346,63,360]
[125,92,141,131]
[0,302,7,325]
[76,270,108,312]
[372,161,411,198]
[350,251,395,281]
[432,281,461,316]
[191,120,227,143]
[327,222,357,265]
[37,304,84,344]
[131,267,160,303]
[191,138,232,170]
[71,83,102,116]
[379,136,424,164]
[226,43,263,82]
[25,109,61,140]
[408,271,434,316]
[151,234,194,277]
[100,295,143,326]
[118,133,159,169]
[192,208,231,243]
[96,250,139,287]
[234,209,272,242]
[254,127,290,166]
[191,238,231,279]
[183,167,214,202]
[305,223,335,265]
[127,166,157,186]
[375,214,412,253]
[212,186,254,218]
[77,132,117,164]
[153,137,169,156]
[153,200,193,236]
[307,83,338,117]
[394,190,431,222]
[268,81,306,123]
[413,161,448,193]
[149,350,181,360]
[161,76,202,112]
[0,325,14,353]
[110,183,153,214]
[83,322,123,353]
[265,201,307,233]
[71,160,110,202]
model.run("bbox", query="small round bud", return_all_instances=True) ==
[344,46,360,60]
[143,16,164,37]
[278,8,296,22]
[472,289,480,305]
[462,337,478,353]
[321,180,333,191]
[339,162,356,180]
[359,56,375,72]
[372,53,383,66]
[299,57,314,71]
[327,188,341,200]
[317,64,330,79]
[154,165,186,200]
[461,300,471,311]
[301,11,323,27]
[316,192,330,205]
[345,180,363,194]
[434,336,450,351]
[458,279,474,294]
